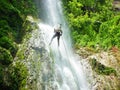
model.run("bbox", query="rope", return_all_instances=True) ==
[61,36,69,59]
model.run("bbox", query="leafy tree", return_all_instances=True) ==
[0,0,37,89]
[62,0,120,50]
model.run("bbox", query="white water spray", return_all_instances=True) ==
[35,0,89,90]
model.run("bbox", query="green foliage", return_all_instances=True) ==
[0,0,37,43]
[0,0,23,29]
[0,47,13,65]
[9,62,28,90]
[62,0,120,50]
[98,15,120,49]
[68,13,97,47]
[67,0,83,16]
[90,58,117,75]
[0,20,12,38]
[0,37,18,57]
[0,0,37,56]
[0,0,37,89]
[10,0,37,17]
[0,65,4,88]
[0,0,23,43]
[78,0,95,7]
[0,62,28,90]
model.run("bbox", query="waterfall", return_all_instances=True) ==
[34,0,89,90]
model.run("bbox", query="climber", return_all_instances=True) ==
[49,24,63,46]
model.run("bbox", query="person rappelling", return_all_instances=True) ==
[49,24,63,46]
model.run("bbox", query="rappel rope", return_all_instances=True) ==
[61,36,69,59]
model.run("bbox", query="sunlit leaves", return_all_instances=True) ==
[67,0,83,16]
[62,0,120,49]
[78,0,95,7]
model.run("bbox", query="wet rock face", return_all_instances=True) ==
[113,0,120,11]
[19,28,54,90]
[77,48,120,90]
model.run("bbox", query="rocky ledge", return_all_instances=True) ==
[76,47,120,90]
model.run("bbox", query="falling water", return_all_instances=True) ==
[34,0,89,90]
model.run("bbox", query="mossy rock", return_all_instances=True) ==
[9,62,28,90]
[0,61,28,90]
[0,47,13,65]
[90,58,117,76]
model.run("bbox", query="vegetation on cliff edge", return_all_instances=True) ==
[0,0,37,89]
[62,0,120,50]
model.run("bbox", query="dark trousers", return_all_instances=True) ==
[49,32,61,46]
